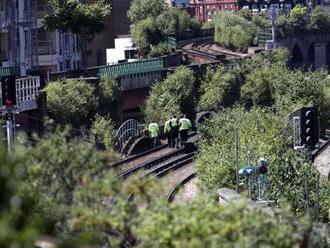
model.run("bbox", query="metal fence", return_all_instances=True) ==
[0,76,40,112]
[115,119,144,152]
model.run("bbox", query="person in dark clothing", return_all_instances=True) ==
[169,116,179,148]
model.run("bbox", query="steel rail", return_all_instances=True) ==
[109,131,197,170]
[167,172,196,203]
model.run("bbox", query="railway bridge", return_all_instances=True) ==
[279,33,330,70]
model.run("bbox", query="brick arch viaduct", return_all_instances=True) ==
[279,34,330,70]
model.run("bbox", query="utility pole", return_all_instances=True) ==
[5,110,14,154]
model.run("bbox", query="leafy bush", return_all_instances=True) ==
[198,65,240,111]
[214,12,256,52]
[143,66,195,124]
[196,107,290,192]
[148,43,173,58]
[90,114,116,150]
[135,198,310,248]
[45,79,98,126]
[127,0,167,23]
[276,5,330,38]
[131,17,162,57]
[129,0,200,57]
[23,127,104,206]
[0,142,46,247]
[196,107,330,222]
[99,77,120,104]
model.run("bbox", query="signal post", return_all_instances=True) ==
[1,76,17,154]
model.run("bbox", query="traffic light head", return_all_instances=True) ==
[302,107,319,147]
[1,76,16,106]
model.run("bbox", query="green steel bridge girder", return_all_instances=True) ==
[0,66,20,78]
[99,58,164,79]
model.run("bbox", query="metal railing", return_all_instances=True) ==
[0,76,40,112]
[115,119,144,152]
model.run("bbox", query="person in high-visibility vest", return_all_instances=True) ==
[148,122,159,148]
[164,119,171,147]
[179,114,192,147]
[169,116,179,148]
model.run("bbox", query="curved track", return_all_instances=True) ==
[167,172,196,203]
[181,38,249,63]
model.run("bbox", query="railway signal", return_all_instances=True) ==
[1,76,16,106]
[292,107,319,150]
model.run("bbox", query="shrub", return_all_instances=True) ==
[143,66,195,124]
[198,65,240,111]
[90,114,116,150]
[214,12,256,52]
[135,198,311,247]
[45,79,98,126]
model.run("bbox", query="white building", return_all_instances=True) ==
[106,36,137,65]
[0,0,81,76]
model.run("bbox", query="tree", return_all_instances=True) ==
[195,106,330,222]
[43,0,111,67]
[43,0,111,39]
[90,114,116,151]
[143,66,195,124]
[214,12,256,52]
[148,43,173,58]
[131,17,163,57]
[308,6,330,32]
[0,142,46,247]
[45,79,98,126]
[135,198,311,247]
[23,127,104,206]
[198,65,240,111]
[127,0,167,23]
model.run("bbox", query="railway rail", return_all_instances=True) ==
[119,142,197,179]
[167,172,196,203]
[127,149,196,201]
[109,131,197,172]
[181,38,249,63]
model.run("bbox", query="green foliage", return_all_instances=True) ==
[131,17,162,57]
[239,51,330,112]
[156,8,195,36]
[67,172,162,247]
[308,5,330,32]
[276,5,330,38]
[127,0,167,23]
[198,65,240,111]
[90,115,116,150]
[241,60,286,106]
[238,8,252,21]
[196,107,290,192]
[148,43,173,58]
[129,1,199,57]
[23,127,104,206]
[214,12,256,52]
[0,143,45,247]
[45,79,98,126]
[143,66,195,124]
[99,77,120,104]
[135,198,310,248]
[43,0,111,38]
[196,106,330,222]
[267,150,330,223]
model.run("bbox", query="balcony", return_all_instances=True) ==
[37,40,55,55]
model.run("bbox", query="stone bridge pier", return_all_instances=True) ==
[280,34,330,71]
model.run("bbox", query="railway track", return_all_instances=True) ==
[181,38,248,63]
[167,172,196,203]
[119,142,197,179]
[109,132,197,174]
[127,148,196,201]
